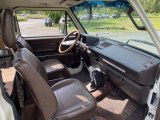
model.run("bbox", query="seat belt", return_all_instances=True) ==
[10,48,24,110]
[15,73,24,109]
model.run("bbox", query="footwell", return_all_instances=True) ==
[95,88,146,120]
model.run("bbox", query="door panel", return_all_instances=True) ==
[25,36,76,66]
[26,37,62,53]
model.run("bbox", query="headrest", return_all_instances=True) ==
[2,9,16,48]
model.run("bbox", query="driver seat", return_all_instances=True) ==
[5,8,69,80]
[17,37,70,80]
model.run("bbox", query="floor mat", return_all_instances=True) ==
[72,68,114,101]
[86,82,113,101]
[72,69,113,101]
[95,88,146,120]
[71,69,146,120]
[2,67,15,95]
[71,68,91,84]
[95,116,106,120]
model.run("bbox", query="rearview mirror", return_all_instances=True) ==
[128,9,146,30]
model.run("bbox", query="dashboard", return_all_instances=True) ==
[79,34,160,104]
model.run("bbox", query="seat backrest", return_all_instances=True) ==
[0,13,5,48]
[2,9,58,120]
[17,37,34,53]
[14,48,57,120]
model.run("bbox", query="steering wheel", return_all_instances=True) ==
[59,30,81,53]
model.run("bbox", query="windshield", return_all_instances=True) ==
[71,0,159,56]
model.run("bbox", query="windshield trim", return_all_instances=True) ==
[125,43,159,58]
[70,7,87,34]
[101,36,160,58]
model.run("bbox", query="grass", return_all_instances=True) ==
[17,14,47,21]
[17,16,28,22]
[68,15,160,33]
[68,16,138,33]
[82,17,136,32]
[148,16,160,31]
[17,13,160,34]
[27,14,47,19]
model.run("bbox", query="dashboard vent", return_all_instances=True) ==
[100,42,111,47]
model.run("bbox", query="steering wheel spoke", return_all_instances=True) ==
[61,40,76,46]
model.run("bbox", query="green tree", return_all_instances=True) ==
[45,11,63,24]
[139,0,160,13]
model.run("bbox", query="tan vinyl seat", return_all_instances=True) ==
[16,38,69,79]
[13,48,96,120]
[1,8,69,83]
[2,8,97,120]
[52,79,96,120]
[42,58,69,80]
[17,20,70,80]
[17,37,69,81]
[2,9,70,80]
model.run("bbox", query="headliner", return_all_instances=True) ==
[0,0,84,9]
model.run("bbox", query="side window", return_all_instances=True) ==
[16,10,77,37]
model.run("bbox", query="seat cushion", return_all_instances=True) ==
[42,58,69,79]
[51,79,96,120]
[43,58,64,74]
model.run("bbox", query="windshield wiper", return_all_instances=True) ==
[126,39,155,47]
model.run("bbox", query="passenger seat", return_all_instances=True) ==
[14,48,96,120]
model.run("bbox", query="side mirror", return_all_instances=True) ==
[59,23,66,34]
[59,15,66,34]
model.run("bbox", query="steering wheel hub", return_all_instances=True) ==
[59,30,80,53]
